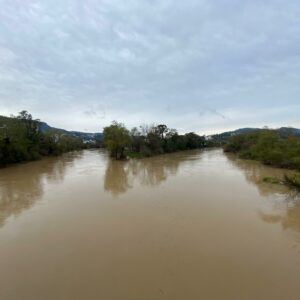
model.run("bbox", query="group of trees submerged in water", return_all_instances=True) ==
[0,111,208,166]
[1,111,300,190]
[0,111,87,166]
[224,129,300,189]
[224,129,300,170]
[103,121,206,159]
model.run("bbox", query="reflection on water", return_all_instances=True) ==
[258,203,300,232]
[104,152,191,196]
[257,195,300,234]
[226,153,300,234]
[1,149,300,300]
[226,153,297,197]
[104,160,131,196]
[0,152,81,227]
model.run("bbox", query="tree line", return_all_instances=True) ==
[103,121,206,159]
[224,129,300,190]
[224,129,300,170]
[0,111,86,167]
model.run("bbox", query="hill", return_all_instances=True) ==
[208,127,300,143]
[0,116,103,142]
[39,121,103,142]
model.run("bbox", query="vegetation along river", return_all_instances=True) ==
[1,149,300,300]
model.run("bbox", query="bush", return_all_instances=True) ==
[224,129,300,171]
[290,157,300,170]
[0,112,85,166]
[284,174,300,190]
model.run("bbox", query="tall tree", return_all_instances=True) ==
[103,121,131,159]
[156,124,168,139]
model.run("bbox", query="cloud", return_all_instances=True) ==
[0,0,299,133]
[83,110,97,117]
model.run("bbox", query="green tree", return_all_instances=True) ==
[103,121,131,159]
[0,112,85,166]
[224,129,300,170]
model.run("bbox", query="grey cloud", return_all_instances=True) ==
[0,0,299,133]
[83,110,97,117]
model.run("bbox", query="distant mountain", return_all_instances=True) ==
[0,115,103,142]
[277,127,300,137]
[208,128,259,141]
[208,127,300,142]
[39,122,103,141]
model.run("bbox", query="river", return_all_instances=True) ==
[1,149,300,300]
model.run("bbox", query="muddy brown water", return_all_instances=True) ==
[1,149,300,300]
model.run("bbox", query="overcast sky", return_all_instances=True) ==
[0,0,299,134]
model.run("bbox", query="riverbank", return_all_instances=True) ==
[0,113,87,167]
[224,129,300,190]
[224,129,300,170]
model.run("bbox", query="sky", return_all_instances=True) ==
[0,0,299,134]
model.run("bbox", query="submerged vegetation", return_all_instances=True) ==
[103,121,206,159]
[262,174,300,191]
[1,113,207,166]
[283,174,300,190]
[224,129,300,170]
[262,176,282,185]
[224,129,300,191]
[2,109,300,197]
[0,111,88,167]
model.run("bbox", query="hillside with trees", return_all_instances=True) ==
[0,111,87,167]
[208,127,300,146]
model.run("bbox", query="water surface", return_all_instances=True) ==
[1,149,300,300]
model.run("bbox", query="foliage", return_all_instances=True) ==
[262,176,282,184]
[103,121,131,159]
[103,122,206,159]
[284,174,300,190]
[0,111,85,167]
[224,129,300,170]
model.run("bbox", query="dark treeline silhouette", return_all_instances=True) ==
[103,121,206,160]
[0,111,87,167]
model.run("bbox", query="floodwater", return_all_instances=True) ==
[1,149,300,300]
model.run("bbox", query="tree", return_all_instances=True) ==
[103,121,131,159]
[0,112,85,166]
[156,124,168,139]
[185,132,205,149]
[16,110,33,121]
[146,126,163,154]
[130,127,144,153]
[16,110,41,143]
